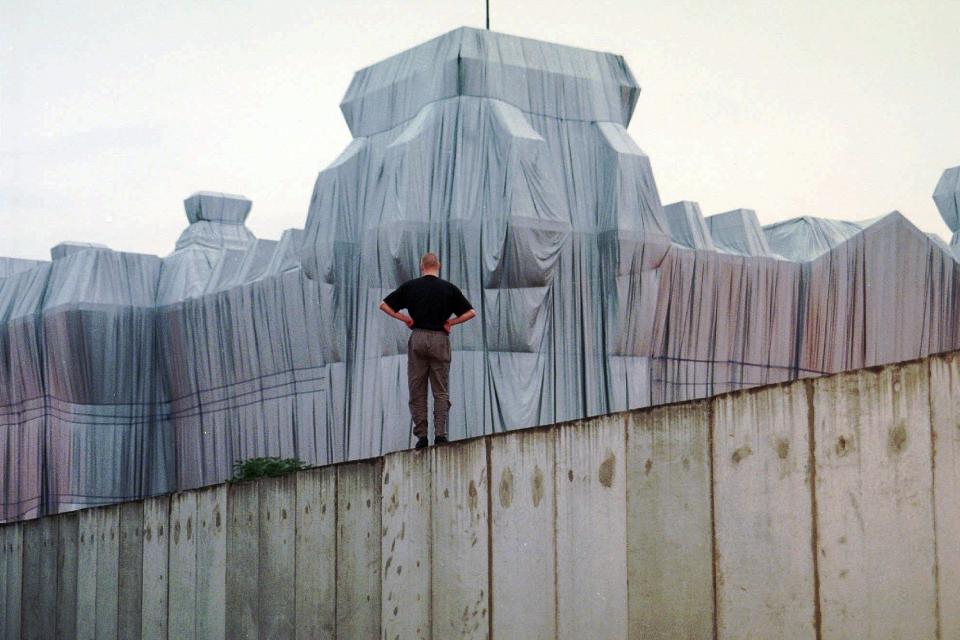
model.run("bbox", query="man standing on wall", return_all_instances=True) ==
[379,252,477,449]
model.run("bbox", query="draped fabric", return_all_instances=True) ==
[1,27,959,521]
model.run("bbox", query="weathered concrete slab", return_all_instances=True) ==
[141,496,170,640]
[555,415,628,639]
[258,475,296,640]
[490,429,556,640]
[21,517,58,640]
[930,353,960,634]
[381,450,431,640]
[95,505,121,640]
[713,380,816,639]
[626,402,713,639]
[1,522,23,640]
[432,438,489,639]
[336,460,382,640]
[169,491,198,639]
[56,512,79,639]
[55,513,80,638]
[118,501,143,640]
[813,363,938,638]
[196,485,227,640]
[76,509,98,640]
[226,480,260,640]
[295,467,337,640]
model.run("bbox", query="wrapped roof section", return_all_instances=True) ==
[340,26,640,137]
[663,201,715,250]
[0,257,47,278]
[763,216,864,261]
[934,166,960,232]
[706,208,780,258]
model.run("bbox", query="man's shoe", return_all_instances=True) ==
[434,435,448,446]
[415,436,429,450]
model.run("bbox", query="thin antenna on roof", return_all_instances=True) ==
[485,0,490,29]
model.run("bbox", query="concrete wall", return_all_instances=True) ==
[2,352,958,639]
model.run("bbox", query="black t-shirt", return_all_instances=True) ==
[383,276,473,332]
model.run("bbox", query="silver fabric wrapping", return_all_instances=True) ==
[934,166,960,232]
[2,27,960,521]
[663,201,716,250]
[706,208,780,258]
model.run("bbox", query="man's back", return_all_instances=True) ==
[383,275,472,332]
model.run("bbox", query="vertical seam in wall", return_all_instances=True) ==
[165,497,173,640]
[19,522,27,637]
[291,477,298,640]
[52,518,61,636]
[332,469,339,640]
[485,438,494,640]
[553,430,560,640]
[117,507,124,640]
[194,497,200,640]
[927,357,942,640]
[428,453,434,640]
[255,486,260,639]
[708,399,719,640]
[622,413,630,639]
[94,512,101,640]
[805,379,823,640]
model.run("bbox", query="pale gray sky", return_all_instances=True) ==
[2,0,958,260]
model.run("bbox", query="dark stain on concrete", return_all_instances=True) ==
[888,422,908,455]
[731,445,752,464]
[532,465,544,507]
[776,439,790,460]
[835,435,853,457]
[468,479,479,512]
[387,487,399,515]
[598,452,616,488]
[499,468,514,508]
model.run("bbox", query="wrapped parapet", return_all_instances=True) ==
[663,201,716,250]
[0,262,50,520]
[763,216,864,261]
[934,166,960,232]
[706,208,780,258]
[42,244,173,513]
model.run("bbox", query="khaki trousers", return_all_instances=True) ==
[407,329,451,439]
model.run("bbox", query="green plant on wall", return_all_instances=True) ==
[231,456,308,481]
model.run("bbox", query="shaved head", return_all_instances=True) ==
[420,252,440,272]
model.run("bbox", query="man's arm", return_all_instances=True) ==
[443,308,476,334]
[380,301,414,328]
